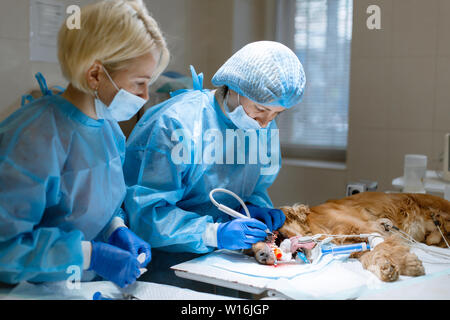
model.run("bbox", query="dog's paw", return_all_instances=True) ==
[401,253,425,276]
[368,259,399,282]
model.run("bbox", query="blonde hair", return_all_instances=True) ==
[58,0,170,94]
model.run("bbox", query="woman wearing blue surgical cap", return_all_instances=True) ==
[0,0,169,288]
[124,41,305,291]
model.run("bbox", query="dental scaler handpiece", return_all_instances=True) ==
[321,242,371,255]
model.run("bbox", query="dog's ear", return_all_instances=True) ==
[280,204,311,224]
[278,204,312,238]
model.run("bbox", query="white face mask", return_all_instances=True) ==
[94,66,147,122]
[224,92,265,130]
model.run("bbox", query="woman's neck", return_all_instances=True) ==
[214,88,235,116]
[61,84,98,119]
[213,89,225,113]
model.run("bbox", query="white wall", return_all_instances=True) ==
[347,0,450,192]
[0,0,97,121]
[270,0,450,208]
[144,0,190,75]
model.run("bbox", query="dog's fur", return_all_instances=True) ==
[250,192,450,282]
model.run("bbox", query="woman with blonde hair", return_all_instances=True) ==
[0,0,169,288]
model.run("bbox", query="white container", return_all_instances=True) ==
[444,133,450,182]
[445,184,450,201]
[403,154,427,193]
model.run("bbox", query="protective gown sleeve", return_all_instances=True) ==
[0,118,84,284]
[246,126,282,209]
[124,116,214,254]
[99,207,127,242]
[98,120,128,240]
[246,174,277,208]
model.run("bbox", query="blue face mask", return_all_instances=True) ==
[94,66,147,122]
[224,92,264,130]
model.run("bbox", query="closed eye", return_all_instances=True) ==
[254,105,266,112]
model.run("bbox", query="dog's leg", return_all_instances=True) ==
[359,235,424,281]
[400,250,426,277]
[359,248,400,282]
[425,230,443,246]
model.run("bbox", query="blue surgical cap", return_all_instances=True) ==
[211,41,306,109]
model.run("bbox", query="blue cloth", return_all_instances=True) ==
[212,41,306,109]
[0,94,126,284]
[124,77,281,255]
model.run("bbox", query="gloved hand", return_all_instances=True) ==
[217,218,268,250]
[239,204,286,231]
[108,227,152,267]
[89,241,141,288]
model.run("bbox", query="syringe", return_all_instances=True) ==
[321,242,371,255]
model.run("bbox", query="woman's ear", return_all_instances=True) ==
[86,61,103,91]
[227,89,240,109]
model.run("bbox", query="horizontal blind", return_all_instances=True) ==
[277,0,352,157]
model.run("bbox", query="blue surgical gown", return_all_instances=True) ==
[0,95,126,284]
[124,88,281,255]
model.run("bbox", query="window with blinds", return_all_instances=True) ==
[277,0,353,162]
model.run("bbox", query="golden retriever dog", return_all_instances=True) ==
[250,192,450,282]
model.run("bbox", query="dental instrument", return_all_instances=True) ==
[209,188,271,234]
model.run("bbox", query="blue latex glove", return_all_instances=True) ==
[89,241,141,288]
[108,227,152,267]
[239,204,286,232]
[217,218,268,250]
